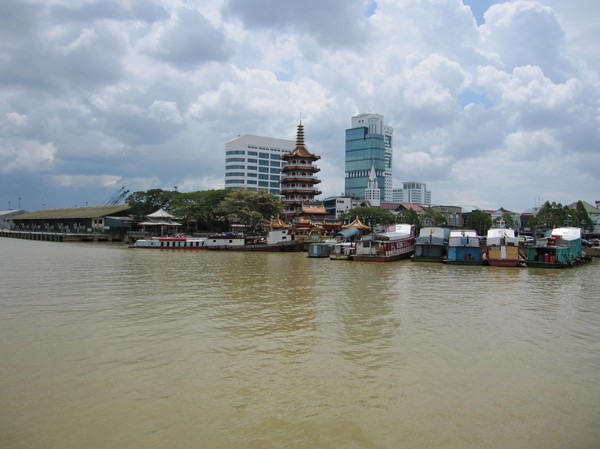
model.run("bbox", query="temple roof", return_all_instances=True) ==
[301,202,326,215]
[270,217,290,229]
[342,218,371,230]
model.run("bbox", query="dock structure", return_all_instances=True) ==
[0,230,125,242]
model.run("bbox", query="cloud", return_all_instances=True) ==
[0,138,55,173]
[0,0,598,213]
[141,7,232,69]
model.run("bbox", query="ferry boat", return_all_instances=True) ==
[352,224,415,262]
[205,229,303,252]
[413,227,449,262]
[526,227,592,268]
[129,236,207,249]
[443,229,483,265]
[485,227,524,267]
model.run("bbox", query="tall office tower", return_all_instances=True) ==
[345,113,393,201]
[224,135,295,194]
[280,122,322,216]
[392,182,431,205]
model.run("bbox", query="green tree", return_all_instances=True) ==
[403,209,422,232]
[422,207,447,227]
[570,201,594,234]
[171,189,230,232]
[465,210,492,236]
[339,206,397,229]
[218,189,284,233]
[529,201,570,234]
[126,189,181,219]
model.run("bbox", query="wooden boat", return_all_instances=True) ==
[129,236,207,249]
[443,229,483,265]
[485,227,525,267]
[526,227,592,268]
[205,229,303,252]
[352,224,415,262]
[413,227,449,262]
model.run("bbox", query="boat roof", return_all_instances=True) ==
[418,227,449,238]
[551,227,581,240]
[449,229,478,237]
[487,228,516,238]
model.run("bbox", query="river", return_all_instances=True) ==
[1,238,599,449]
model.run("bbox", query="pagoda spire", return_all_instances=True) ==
[296,121,305,148]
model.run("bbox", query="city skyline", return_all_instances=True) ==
[1,0,599,213]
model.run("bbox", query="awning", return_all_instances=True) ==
[337,227,359,239]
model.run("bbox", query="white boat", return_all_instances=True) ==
[130,236,207,249]
[204,229,303,252]
[352,224,415,262]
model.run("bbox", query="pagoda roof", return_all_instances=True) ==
[301,202,327,215]
[147,208,175,219]
[282,121,321,160]
[270,217,291,229]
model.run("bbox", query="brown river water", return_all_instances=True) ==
[1,237,599,449]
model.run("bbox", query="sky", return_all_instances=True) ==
[1,0,599,213]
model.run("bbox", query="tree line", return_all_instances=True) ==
[126,189,595,236]
[126,188,283,234]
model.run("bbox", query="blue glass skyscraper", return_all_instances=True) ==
[344,114,393,200]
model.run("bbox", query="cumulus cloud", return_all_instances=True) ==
[0,139,55,173]
[0,0,599,212]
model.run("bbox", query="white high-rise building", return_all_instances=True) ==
[393,182,431,205]
[224,135,295,194]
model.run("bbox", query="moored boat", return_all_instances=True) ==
[443,229,483,265]
[352,224,415,262]
[307,242,333,258]
[413,227,449,262]
[329,242,355,260]
[205,229,303,252]
[485,227,525,267]
[129,236,207,249]
[526,227,592,268]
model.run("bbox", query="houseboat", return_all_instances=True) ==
[443,229,483,265]
[352,224,415,262]
[526,227,592,268]
[413,227,449,262]
[129,236,207,249]
[205,228,303,252]
[485,227,524,267]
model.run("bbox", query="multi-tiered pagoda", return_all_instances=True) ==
[280,122,322,218]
